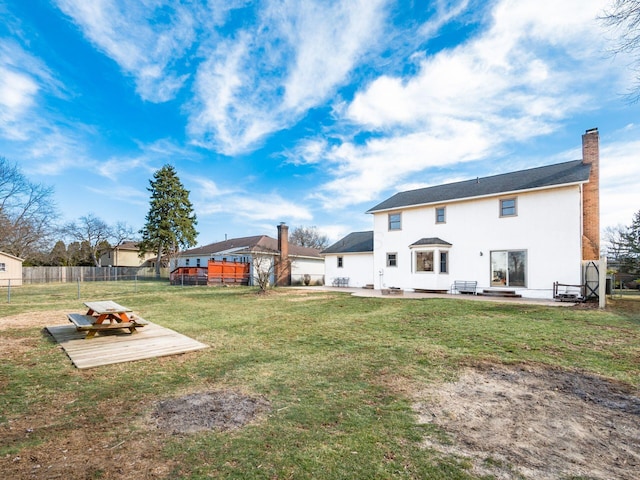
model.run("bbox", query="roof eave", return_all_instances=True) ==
[366,180,588,214]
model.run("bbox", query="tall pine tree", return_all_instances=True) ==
[139,165,198,276]
[621,209,640,275]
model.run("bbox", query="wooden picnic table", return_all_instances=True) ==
[67,300,147,339]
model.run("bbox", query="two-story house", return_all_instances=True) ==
[325,129,600,299]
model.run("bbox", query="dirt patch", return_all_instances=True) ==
[151,390,271,434]
[0,310,68,330]
[414,363,640,479]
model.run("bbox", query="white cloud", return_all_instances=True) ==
[600,139,640,228]
[54,0,197,102]
[275,0,386,112]
[0,39,66,141]
[0,67,38,139]
[315,0,619,207]
[188,0,387,154]
[197,191,312,223]
[282,138,328,165]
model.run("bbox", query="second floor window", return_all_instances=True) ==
[435,207,446,224]
[500,198,517,217]
[388,213,401,230]
[337,256,343,268]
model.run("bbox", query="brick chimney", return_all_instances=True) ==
[581,128,600,261]
[276,222,291,286]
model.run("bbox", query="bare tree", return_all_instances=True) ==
[289,225,329,250]
[252,254,274,292]
[601,0,640,100]
[64,214,113,267]
[0,157,58,259]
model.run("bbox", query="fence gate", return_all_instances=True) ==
[582,260,600,300]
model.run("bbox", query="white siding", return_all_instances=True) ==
[291,257,325,285]
[0,252,23,287]
[372,186,583,299]
[324,253,374,288]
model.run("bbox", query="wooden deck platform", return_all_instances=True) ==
[45,322,208,369]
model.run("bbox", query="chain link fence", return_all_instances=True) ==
[21,266,169,284]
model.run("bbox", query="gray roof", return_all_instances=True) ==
[321,231,374,254]
[410,237,452,247]
[367,160,591,213]
[181,235,322,258]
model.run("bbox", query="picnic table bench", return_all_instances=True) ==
[450,280,477,295]
[68,300,148,339]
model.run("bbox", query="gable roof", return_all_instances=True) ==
[0,251,24,262]
[321,231,374,254]
[367,160,591,213]
[113,241,141,250]
[409,237,452,247]
[181,235,322,258]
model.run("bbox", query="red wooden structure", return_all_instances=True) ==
[207,260,251,285]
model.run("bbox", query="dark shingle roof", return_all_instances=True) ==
[182,235,321,258]
[321,231,374,254]
[410,238,452,247]
[367,160,591,213]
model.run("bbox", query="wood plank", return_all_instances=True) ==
[83,300,132,313]
[45,322,208,369]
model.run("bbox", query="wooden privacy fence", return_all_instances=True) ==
[22,267,169,284]
[208,260,251,285]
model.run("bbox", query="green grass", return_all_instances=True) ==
[1,282,639,479]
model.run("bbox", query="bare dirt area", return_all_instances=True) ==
[151,390,271,434]
[0,310,68,331]
[414,363,640,479]
[1,388,270,480]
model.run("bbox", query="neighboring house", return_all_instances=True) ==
[176,223,324,286]
[0,251,24,286]
[330,128,601,300]
[322,231,374,288]
[99,241,157,267]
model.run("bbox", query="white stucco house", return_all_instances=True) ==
[326,129,601,300]
[322,231,374,288]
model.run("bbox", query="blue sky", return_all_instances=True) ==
[1,0,639,246]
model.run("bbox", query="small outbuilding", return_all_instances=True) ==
[0,251,24,287]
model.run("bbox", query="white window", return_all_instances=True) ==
[337,256,343,268]
[500,198,517,217]
[435,207,446,224]
[388,213,401,230]
[0,262,5,272]
[386,253,398,267]
[440,251,448,274]
[491,250,526,287]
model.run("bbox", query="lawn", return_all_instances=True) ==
[1,282,639,479]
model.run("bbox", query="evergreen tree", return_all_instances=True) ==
[621,209,640,274]
[49,240,69,266]
[138,165,198,276]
